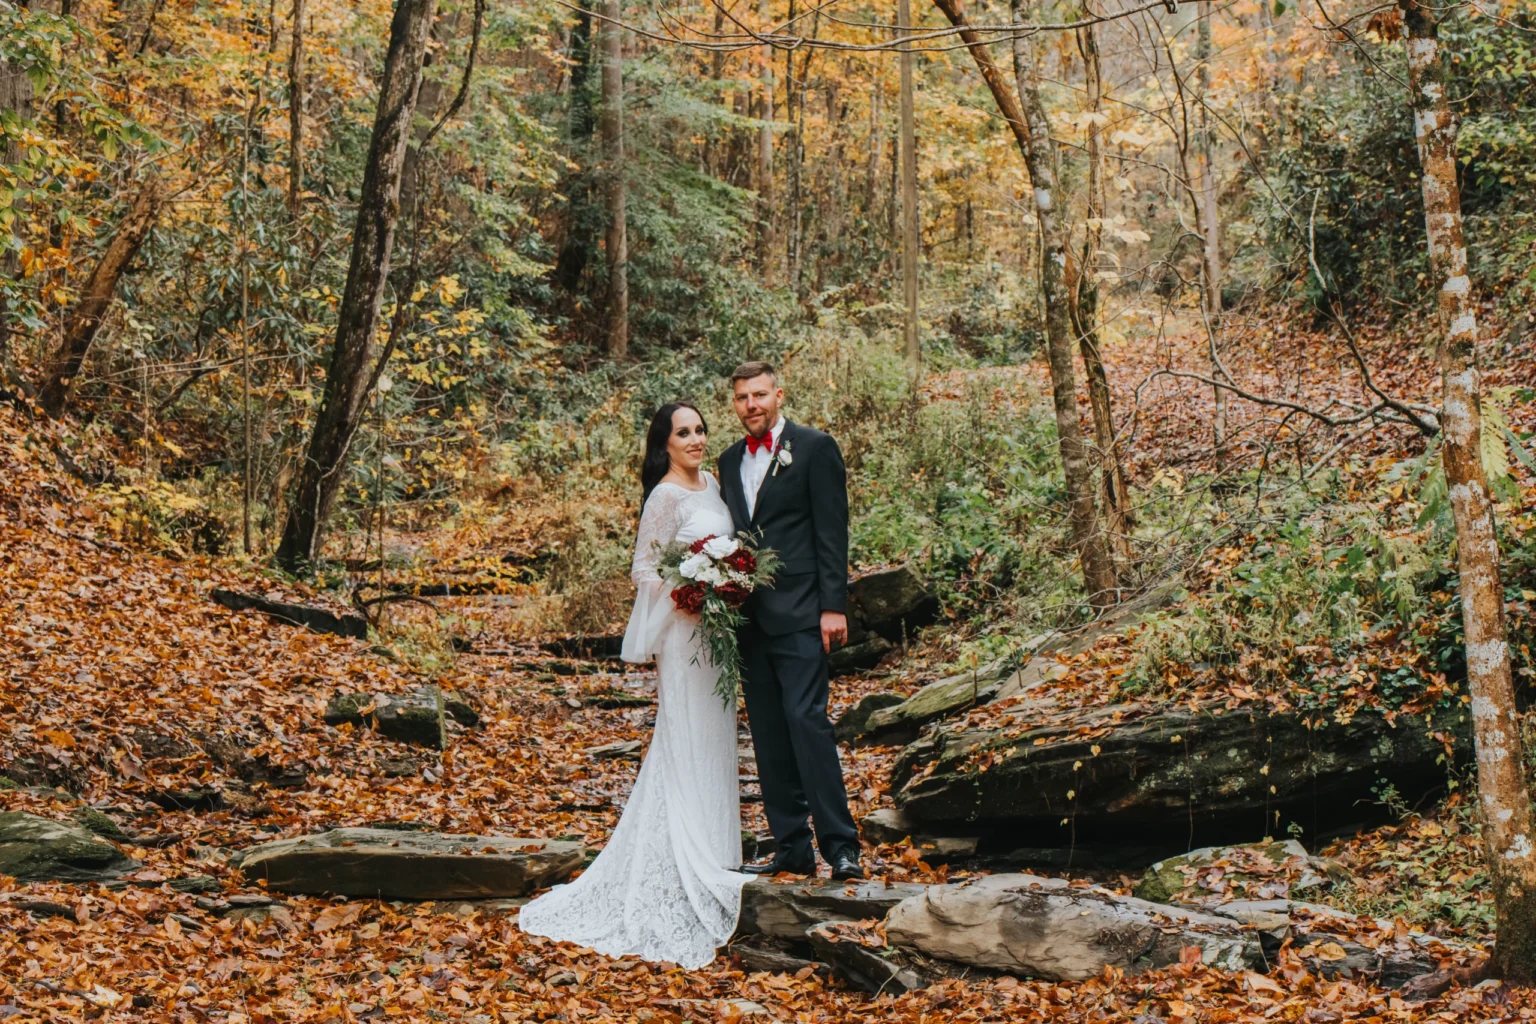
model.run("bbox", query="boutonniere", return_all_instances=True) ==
[772,439,793,476]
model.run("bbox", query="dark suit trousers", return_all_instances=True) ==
[740,623,858,862]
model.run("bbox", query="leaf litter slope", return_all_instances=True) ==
[0,403,1511,1021]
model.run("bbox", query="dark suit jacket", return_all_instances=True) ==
[718,421,849,636]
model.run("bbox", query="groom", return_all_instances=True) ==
[718,361,863,881]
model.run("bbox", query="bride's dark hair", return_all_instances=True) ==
[641,402,708,502]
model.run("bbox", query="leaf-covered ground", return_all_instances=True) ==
[1,307,1530,1021]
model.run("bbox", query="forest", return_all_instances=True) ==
[2,0,1536,1017]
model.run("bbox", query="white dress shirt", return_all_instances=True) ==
[740,417,785,519]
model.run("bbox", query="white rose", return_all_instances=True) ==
[703,535,740,559]
[679,552,712,580]
[696,565,725,587]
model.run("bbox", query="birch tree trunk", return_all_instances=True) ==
[275,0,438,570]
[929,0,1118,608]
[898,0,920,372]
[39,182,164,417]
[1195,1,1225,468]
[600,0,628,357]
[1401,0,1536,981]
[1073,16,1131,565]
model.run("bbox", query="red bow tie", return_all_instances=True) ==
[745,433,774,455]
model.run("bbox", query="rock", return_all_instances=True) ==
[728,936,827,976]
[233,828,585,900]
[70,807,131,843]
[103,873,219,894]
[858,809,978,860]
[891,705,1470,859]
[0,895,79,922]
[806,922,935,994]
[851,583,1184,740]
[885,873,1260,981]
[211,588,369,639]
[829,636,895,676]
[582,690,654,709]
[541,634,625,662]
[736,877,930,941]
[857,661,1009,744]
[1135,840,1338,905]
[0,812,138,883]
[859,808,914,845]
[834,693,906,742]
[324,690,479,749]
[150,787,225,812]
[846,566,939,644]
[585,740,642,761]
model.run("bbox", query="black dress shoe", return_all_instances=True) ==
[742,852,815,876]
[829,850,865,881]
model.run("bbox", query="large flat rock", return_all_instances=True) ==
[0,812,138,883]
[736,877,930,941]
[885,873,1260,980]
[233,828,584,900]
[891,704,1470,859]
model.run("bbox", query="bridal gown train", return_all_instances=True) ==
[517,475,749,969]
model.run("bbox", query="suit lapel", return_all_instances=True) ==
[750,420,795,526]
[720,442,751,530]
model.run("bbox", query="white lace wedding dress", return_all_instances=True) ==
[517,475,749,969]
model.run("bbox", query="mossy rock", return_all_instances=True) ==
[1134,840,1325,905]
[324,689,480,748]
[0,811,138,883]
[70,807,131,843]
[835,692,906,742]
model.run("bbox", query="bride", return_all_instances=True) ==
[517,401,750,969]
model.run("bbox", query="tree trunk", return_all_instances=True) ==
[1401,0,1536,982]
[39,183,164,417]
[756,0,775,287]
[1072,16,1131,565]
[600,0,627,357]
[929,0,1118,608]
[554,0,598,294]
[275,0,438,571]
[898,0,920,371]
[1195,2,1225,466]
[286,0,305,216]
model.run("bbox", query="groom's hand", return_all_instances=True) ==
[820,611,848,653]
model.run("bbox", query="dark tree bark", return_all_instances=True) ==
[554,0,598,293]
[39,182,164,417]
[756,0,776,286]
[600,0,627,357]
[275,0,439,571]
[1401,0,1536,982]
[930,0,1119,608]
[286,0,305,216]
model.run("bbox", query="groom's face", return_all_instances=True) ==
[733,373,783,438]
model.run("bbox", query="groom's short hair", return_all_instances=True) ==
[730,360,776,385]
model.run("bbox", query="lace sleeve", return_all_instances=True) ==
[632,486,681,584]
[622,487,680,662]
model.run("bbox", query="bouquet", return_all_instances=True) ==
[656,533,780,706]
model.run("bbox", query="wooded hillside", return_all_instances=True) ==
[2,0,1536,1016]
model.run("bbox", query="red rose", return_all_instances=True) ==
[689,536,713,555]
[717,583,750,607]
[671,584,706,615]
[723,549,756,573]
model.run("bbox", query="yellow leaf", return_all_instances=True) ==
[1315,941,1349,961]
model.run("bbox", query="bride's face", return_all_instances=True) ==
[668,407,709,472]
